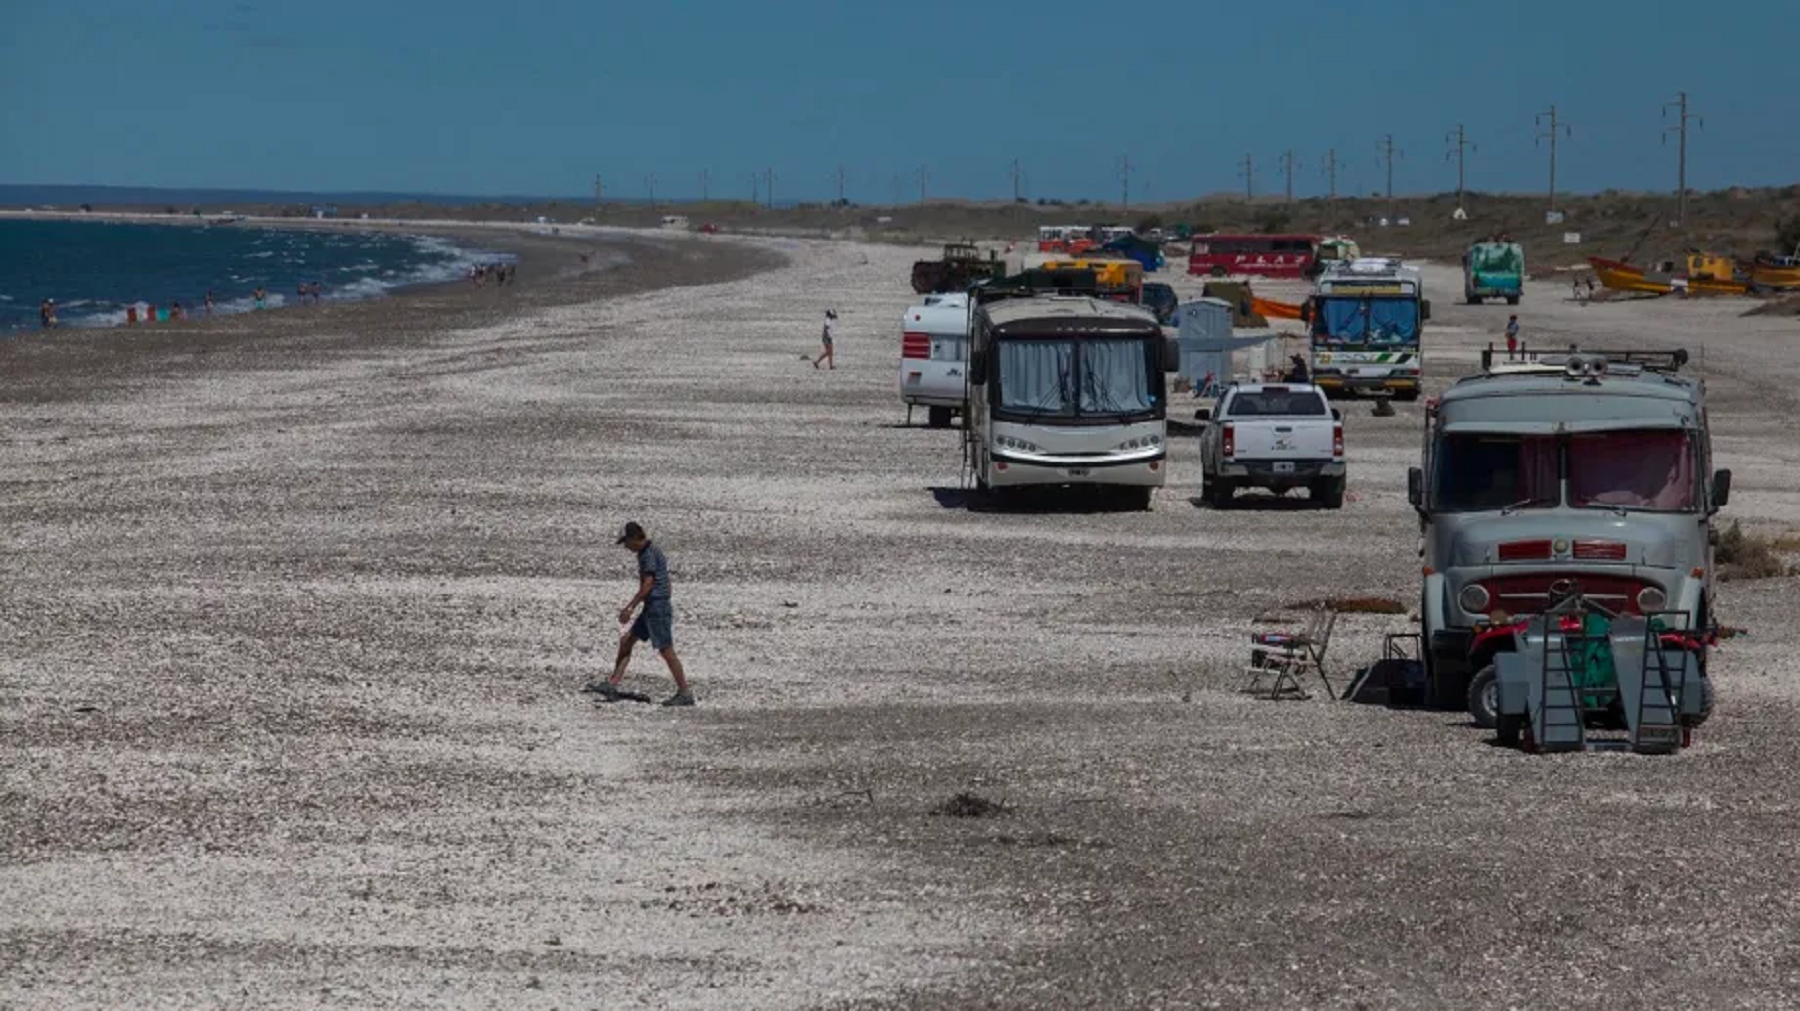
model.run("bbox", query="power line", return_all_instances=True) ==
[1320,149,1337,201]
[1277,149,1299,204]
[1663,92,1704,227]
[1238,153,1255,202]
[1444,124,1476,206]
[699,169,710,202]
[1535,104,1573,212]
[1377,134,1403,208]
[1119,154,1132,209]
[916,164,929,204]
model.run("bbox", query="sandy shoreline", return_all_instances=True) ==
[4,228,1799,1009]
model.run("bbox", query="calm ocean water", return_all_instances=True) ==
[0,219,511,330]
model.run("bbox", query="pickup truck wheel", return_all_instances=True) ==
[1205,477,1233,509]
[1467,663,1500,730]
[926,406,953,429]
[1316,477,1346,509]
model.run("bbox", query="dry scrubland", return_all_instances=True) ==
[4,231,1800,1009]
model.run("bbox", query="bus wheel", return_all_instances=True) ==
[1209,267,1227,278]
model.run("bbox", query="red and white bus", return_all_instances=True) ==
[1187,234,1319,278]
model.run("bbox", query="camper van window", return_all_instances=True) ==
[1568,431,1696,511]
[995,338,1158,420]
[1434,434,1559,513]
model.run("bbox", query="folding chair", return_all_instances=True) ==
[1243,607,1339,699]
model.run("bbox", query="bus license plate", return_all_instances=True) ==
[1066,468,1090,477]
[1273,462,1295,474]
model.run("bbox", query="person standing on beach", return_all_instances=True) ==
[812,310,837,370]
[204,290,216,316]
[311,281,324,303]
[589,521,694,707]
[39,298,57,329]
[253,287,267,310]
[1504,314,1520,358]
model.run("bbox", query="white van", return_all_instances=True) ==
[897,293,970,428]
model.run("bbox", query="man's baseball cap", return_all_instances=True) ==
[616,521,646,544]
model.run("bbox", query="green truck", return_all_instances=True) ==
[1461,240,1524,305]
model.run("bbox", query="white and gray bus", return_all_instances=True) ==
[964,295,1170,509]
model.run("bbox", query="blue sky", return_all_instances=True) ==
[2,1,1792,202]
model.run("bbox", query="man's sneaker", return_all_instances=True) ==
[661,691,696,708]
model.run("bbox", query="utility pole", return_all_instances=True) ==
[1321,149,1338,201]
[1663,91,1703,227]
[1238,153,1255,201]
[1119,154,1132,209]
[890,174,903,206]
[1278,149,1299,204]
[699,170,710,202]
[1378,134,1402,209]
[764,167,776,209]
[916,164,928,203]
[1009,158,1024,202]
[835,165,847,204]
[645,173,656,209]
[1535,104,1573,212]
[593,174,603,216]
[1444,124,1475,206]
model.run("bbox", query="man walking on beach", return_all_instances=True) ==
[812,309,837,370]
[590,521,694,707]
[39,298,57,329]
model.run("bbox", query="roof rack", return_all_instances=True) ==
[973,268,1101,305]
[1479,344,1689,375]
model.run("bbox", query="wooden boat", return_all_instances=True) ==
[1751,254,1800,291]
[1588,256,1673,295]
[1588,253,1749,297]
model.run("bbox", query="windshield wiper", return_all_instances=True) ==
[1498,498,1545,516]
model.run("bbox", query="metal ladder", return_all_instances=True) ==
[1529,627,1595,752]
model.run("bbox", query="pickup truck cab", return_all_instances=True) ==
[898,293,971,428]
[1197,383,1346,508]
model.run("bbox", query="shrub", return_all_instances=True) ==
[1716,521,1792,581]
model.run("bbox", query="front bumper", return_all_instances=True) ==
[989,452,1167,488]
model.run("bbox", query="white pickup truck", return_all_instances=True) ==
[897,293,969,428]
[1197,383,1346,508]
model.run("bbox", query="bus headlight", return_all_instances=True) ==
[1115,434,1164,451]
[997,436,1041,453]
[1458,583,1491,613]
[1637,586,1667,612]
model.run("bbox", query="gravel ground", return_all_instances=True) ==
[3,234,1799,1010]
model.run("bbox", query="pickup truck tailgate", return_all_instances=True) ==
[1229,419,1334,459]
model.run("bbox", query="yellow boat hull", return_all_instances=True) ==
[1753,264,1800,290]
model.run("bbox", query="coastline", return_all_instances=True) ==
[0,221,786,402]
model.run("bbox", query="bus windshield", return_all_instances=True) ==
[995,338,1160,420]
[1312,296,1419,345]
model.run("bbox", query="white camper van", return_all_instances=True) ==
[897,292,971,428]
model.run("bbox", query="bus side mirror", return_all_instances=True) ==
[1299,300,1313,323]
[968,351,986,386]
[1162,337,1180,373]
[1420,299,1432,321]
[1407,467,1424,510]
[1711,469,1732,511]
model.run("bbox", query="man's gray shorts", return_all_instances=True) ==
[630,603,674,651]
